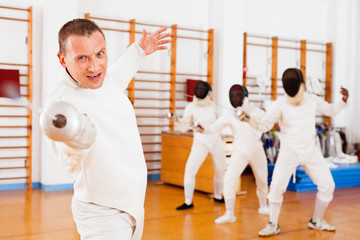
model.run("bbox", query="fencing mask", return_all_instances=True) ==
[282,68,304,97]
[229,84,248,108]
[194,81,211,99]
[282,68,305,106]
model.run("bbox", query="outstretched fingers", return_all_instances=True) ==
[157,45,168,50]
[152,27,168,37]
[157,39,171,45]
[156,32,171,40]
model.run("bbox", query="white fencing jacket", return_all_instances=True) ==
[177,98,220,148]
[46,43,147,224]
[253,93,347,160]
[205,105,264,156]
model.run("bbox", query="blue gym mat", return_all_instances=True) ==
[267,163,360,192]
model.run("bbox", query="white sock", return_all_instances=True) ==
[184,182,195,205]
[225,198,235,216]
[269,201,282,226]
[213,180,223,199]
[313,197,329,222]
[259,197,268,209]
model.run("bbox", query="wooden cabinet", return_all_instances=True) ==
[161,131,233,194]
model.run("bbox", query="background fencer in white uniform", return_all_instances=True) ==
[175,81,226,210]
[196,84,269,224]
[241,68,349,237]
[40,19,170,240]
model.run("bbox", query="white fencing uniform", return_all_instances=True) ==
[254,93,347,204]
[205,105,268,206]
[46,43,147,240]
[177,97,226,203]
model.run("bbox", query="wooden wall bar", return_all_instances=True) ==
[325,43,333,125]
[169,24,177,131]
[271,36,278,100]
[300,40,307,79]
[243,32,248,87]
[26,6,33,191]
[128,19,136,105]
[207,29,214,88]
[0,5,33,190]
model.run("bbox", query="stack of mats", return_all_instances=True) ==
[267,163,360,192]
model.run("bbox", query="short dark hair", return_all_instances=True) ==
[58,18,105,55]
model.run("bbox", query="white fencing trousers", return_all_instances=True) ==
[72,197,143,240]
[268,145,335,204]
[183,137,226,196]
[223,143,268,200]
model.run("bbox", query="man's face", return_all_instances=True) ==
[57,31,108,89]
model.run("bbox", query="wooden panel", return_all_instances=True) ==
[161,132,219,193]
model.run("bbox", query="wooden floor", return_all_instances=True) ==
[0,173,360,240]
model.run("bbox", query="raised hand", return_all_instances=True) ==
[137,27,171,55]
[340,86,349,103]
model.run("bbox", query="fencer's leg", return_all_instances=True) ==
[184,182,195,205]
[269,202,282,225]
[131,213,143,240]
[302,148,336,231]
[225,198,235,216]
[214,198,236,224]
[249,144,269,214]
[72,197,134,240]
[258,202,281,237]
[215,151,249,224]
[213,180,224,201]
[177,143,209,210]
[266,146,299,226]
[259,198,268,209]
[313,197,329,222]
[209,137,226,200]
[223,151,249,201]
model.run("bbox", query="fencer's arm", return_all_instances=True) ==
[108,43,146,92]
[175,104,193,133]
[315,88,348,116]
[51,141,90,173]
[243,103,281,133]
[202,116,228,134]
[40,101,97,173]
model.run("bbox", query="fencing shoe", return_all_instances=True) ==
[176,203,194,211]
[214,213,236,224]
[258,222,280,237]
[308,218,336,232]
[213,197,225,203]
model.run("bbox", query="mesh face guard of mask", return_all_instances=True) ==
[194,81,212,99]
[229,84,248,108]
[282,68,304,97]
